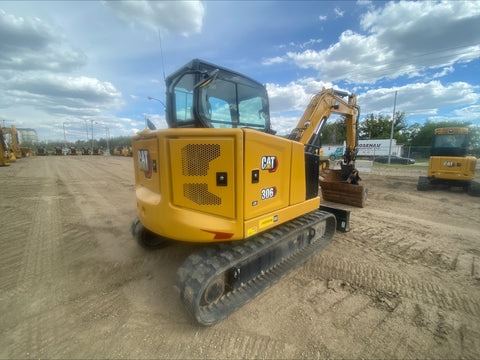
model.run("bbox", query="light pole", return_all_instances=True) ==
[83,120,89,142]
[147,96,165,129]
[105,127,110,155]
[388,91,397,165]
[148,96,166,107]
[90,120,98,155]
[63,122,67,148]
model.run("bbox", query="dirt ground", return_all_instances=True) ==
[1,155,479,359]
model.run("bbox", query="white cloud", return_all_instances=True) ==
[267,78,343,113]
[103,0,205,36]
[0,9,87,72]
[334,8,344,18]
[286,1,480,83]
[452,105,480,122]
[431,66,455,80]
[262,56,286,66]
[358,81,480,116]
[1,73,123,117]
[265,39,323,64]
[266,78,346,133]
[266,81,311,113]
[270,115,301,136]
[0,8,133,142]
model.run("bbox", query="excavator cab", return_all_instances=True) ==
[165,59,272,133]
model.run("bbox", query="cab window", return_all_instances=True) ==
[174,74,194,122]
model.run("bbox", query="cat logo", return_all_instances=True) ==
[138,149,152,178]
[261,156,278,173]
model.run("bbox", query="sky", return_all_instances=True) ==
[1,0,480,142]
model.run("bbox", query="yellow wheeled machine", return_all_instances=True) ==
[92,147,104,155]
[131,59,364,325]
[68,147,79,155]
[37,147,48,156]
[417,127,479,196]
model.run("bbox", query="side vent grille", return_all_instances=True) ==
[183,183,221,205]
[181,144,220,176]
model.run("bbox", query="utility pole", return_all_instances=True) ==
[84,120,89,141]
[63,122,67,148]
[388,91,397,165]
[90,120,94,155]
[105,127,110,155]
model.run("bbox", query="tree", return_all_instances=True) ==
[321,116,347,144]
[359,112,408,142]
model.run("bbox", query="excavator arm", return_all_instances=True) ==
[289,88,359,161]
[290,88,366,207]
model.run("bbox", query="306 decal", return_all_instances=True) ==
[261,186,277,200]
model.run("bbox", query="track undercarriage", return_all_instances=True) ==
[417,176,480,196]
[133,210,336,325]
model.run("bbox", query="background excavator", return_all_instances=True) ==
[417,127,479,196]
[131,59,365,325]
[0,124,10,166]
[2,126,23,160]
[288,89,366,208]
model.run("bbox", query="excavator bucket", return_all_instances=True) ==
[319,169,367,208]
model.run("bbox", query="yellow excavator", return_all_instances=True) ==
[0,124,11,166]
[131,59,365,325]
[417,127,479,196]
[5,126,23,159]
[289,89,366,207]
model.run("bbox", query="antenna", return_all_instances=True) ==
[157,29,166,82]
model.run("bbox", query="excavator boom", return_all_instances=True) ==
[290,88,366,207]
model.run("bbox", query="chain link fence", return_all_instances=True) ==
[401,146,480,162]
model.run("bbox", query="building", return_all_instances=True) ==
[17,128,38,144]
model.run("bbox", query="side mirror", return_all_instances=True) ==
[194,69,219,89]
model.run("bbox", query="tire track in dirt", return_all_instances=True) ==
[0,169,69,357]
[303,252,480,317]
[338,206,479,281]
[291,261,480,359]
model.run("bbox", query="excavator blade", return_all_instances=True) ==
[319,169,367,208]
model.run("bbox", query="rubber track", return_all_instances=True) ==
[175,210,336,325]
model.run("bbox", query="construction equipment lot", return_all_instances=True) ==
[1,156,479,359]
